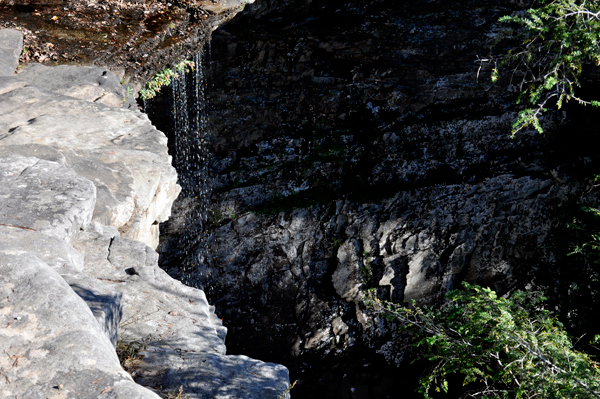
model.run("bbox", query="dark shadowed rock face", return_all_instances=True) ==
[155,0,600,397]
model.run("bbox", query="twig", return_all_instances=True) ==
[0,223,35,231]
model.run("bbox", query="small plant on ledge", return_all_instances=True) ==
[139,59,195,100]
[116,339,148,377]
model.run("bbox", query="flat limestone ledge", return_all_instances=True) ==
[0,153,161,399]
[0,66,180,249]
[0,28,179,249]
[0,251,161,399]
[0,167,291,397]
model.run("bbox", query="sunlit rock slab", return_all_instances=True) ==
[0,185,123,347]
[0,251,160,399]
[71,221,291,398]
[0,29,21,76]
[0,29,289,398]
[16,63,137,108]
[73,222,228,355]
[0,73,180,248]
[0,155,96,243]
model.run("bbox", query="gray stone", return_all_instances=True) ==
[64,274,123,348]
[0,208,123,347]
[0,31,289,399]
[73,225,230,355]
[16,63,136,108]
[333,240,363,303]
[0,74,180,249]
[71,222,290,398]
[0,225,83,272]
[378,254,408,303]
[137,350,290,399]
[0,29,22,77]
[0,251,160,399]
[153,5,600,393]
[0,155,96,243]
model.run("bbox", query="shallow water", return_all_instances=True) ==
[0,2,211,84]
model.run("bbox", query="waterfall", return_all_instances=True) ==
[169,51,213,287]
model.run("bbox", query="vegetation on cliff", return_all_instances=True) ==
[367,283,600,398]
[362,2,600,395]
[139,60,195,100]
[493,0,600,135]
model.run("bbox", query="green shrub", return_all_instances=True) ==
[139,60,195,100]
[366,282,600,398]
[493,0,600,136]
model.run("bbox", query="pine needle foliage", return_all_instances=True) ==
[365,283,600,398]
[494,0,600,136]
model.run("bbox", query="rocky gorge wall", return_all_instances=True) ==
[154,0,600,397]
[0,28,290,399]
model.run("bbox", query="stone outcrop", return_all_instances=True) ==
[0,29,21,77]
[0,232,157,399]
[154,0,600,397]
[0,67,178,248]
[16,63,138,109]
[0,28,289,399]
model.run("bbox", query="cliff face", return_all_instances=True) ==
[155,0,600,396]
[0,28,290,399]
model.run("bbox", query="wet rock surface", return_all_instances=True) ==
[0,0,254,87]
[154,0,600,397]
[0,29,290,399]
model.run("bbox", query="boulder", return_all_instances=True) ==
[0,74,180,249]
[0,29,22,76]
[0,251,160,399]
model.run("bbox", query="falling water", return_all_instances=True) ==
[168,51,214,287]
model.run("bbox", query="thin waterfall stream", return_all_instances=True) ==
[149,50,215,289]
